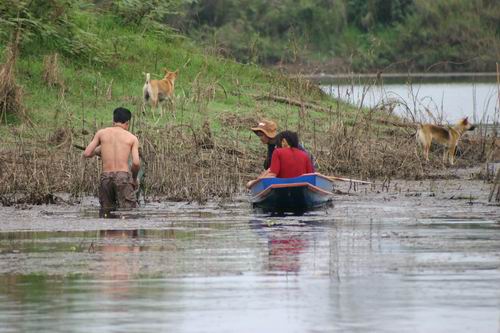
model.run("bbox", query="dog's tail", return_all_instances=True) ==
[145,73,150,84]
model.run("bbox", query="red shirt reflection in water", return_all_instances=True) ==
[269,147,313,178]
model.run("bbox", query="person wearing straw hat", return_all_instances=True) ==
[251,119,316,172]
[251,119,278,170]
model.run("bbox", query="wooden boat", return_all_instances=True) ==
[249,173,334,214]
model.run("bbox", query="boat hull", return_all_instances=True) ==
[250,174,334,214]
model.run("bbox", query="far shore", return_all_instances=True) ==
[296,72,499,80]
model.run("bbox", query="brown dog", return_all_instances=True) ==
[416,117,475,165]
[143,69,178,109]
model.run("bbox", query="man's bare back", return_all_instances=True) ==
[84,125,140,178]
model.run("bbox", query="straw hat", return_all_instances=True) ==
[251,119,277,138]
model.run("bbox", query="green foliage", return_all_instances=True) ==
[0,0,109,64]
[346,0,413,31]
[4,0,492,72]
[181,0,347,63]
[174,0,499,72]
[386,0,500,71]
[110,0,188,39]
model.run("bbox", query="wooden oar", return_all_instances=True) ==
[325,175,373,185]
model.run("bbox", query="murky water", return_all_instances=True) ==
[0,178,499,332]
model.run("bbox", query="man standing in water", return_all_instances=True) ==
[83,107,140,217]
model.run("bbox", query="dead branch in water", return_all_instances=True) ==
[488,168,500,202]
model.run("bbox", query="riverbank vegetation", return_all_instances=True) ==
[0,0,497,205]
[175,0,500,73]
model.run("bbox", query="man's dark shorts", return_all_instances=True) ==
[99,171,138,217]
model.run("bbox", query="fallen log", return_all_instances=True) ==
[372,118,419,129]
[248,93,332,113]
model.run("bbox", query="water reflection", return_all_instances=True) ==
[250,219,308,273]
[97,229,143,295]
[268,236,306,272]
[248,219,330,273]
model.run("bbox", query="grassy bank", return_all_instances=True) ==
[0,6,494,205]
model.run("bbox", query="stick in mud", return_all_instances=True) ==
[488,168,500,202]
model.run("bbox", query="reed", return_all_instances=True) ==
[0,100,492,206]
[0,66,496,206]
[0,30,25,124]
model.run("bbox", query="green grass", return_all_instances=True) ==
[1,8,362,153]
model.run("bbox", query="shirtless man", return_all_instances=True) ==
[83,107,140,217]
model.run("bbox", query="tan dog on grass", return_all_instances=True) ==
[143,68,178,112]
[416,117,475,165]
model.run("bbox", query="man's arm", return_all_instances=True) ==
[130,137,141,180]
[83,131,101,158]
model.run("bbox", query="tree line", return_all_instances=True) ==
[1,0,499,72]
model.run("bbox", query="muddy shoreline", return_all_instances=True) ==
[0,167,497,234]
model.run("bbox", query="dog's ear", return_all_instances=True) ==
[463,116,469,124]
[167,70,178,79]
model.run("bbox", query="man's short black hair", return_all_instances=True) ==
[113,107,132,123]
[276,130,299,148]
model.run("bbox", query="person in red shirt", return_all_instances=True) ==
[269,130,313,178]
[246,130,313,187]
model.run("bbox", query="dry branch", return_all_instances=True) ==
[371,118,419,129]
[489,168,500,202]
[0,30,24,123]
[248,93,331,113]
[42,53,64,88]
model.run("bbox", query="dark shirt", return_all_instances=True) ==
[264,144,276,170]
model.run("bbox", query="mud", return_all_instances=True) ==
[0,168,499,332]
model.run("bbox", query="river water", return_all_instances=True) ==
[0,177,499,332]
[320,74,499,124]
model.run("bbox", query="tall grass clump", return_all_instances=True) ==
[0,31,24,124]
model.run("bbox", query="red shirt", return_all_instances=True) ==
[269,148,313,178]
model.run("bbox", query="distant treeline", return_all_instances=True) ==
[175,0,500,72]
[1,0,499,72]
